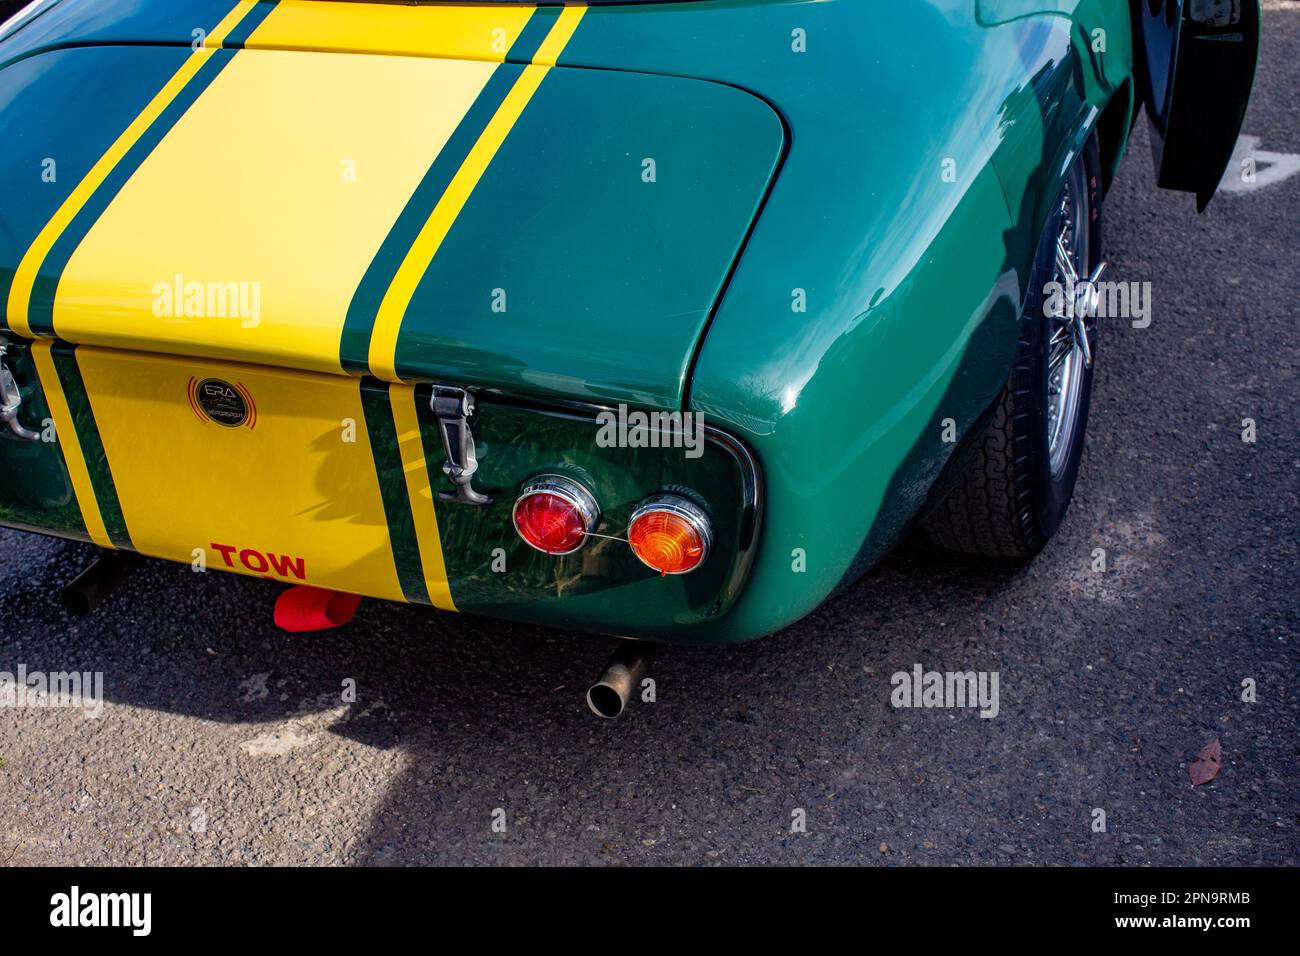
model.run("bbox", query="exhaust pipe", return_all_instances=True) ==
[586,641,655,719]
[61,551,140,616]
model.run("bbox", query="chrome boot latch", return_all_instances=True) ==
[0,343,40,442]
[429,385,492,506]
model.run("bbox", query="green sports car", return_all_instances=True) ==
[0,0,1258,712]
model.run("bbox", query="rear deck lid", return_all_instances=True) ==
[0,2,784,408]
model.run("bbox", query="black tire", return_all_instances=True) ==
[923,135,1102,558]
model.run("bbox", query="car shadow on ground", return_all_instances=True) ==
[9,528,1030,865]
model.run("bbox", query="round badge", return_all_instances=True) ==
[194,378,249,428]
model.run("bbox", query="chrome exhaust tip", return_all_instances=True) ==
[61,551,140,617]
[586,642,655,719]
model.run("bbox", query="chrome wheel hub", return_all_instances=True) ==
[1044,163,1105,477]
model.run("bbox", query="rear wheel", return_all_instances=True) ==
[923,136,1102,558]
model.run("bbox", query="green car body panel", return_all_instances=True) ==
[0,0,1258,643]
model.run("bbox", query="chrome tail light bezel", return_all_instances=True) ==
[627,493,714,574]
[511,474,601,555]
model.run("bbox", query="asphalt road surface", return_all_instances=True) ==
[1,6,1297,867]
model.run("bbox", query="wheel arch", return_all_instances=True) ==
[1095,77,1135,195]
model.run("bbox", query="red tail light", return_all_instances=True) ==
[627,494,713,575]
[512,475,600,555]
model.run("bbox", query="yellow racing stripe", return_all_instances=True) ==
[28,341,114,549]
[4,1,257,338]
[531,4,588,66]
[389,384,457,612]
[53,49,498,374]
[73,348,409,600]
[243,0,535,60]
[367,5,587,380]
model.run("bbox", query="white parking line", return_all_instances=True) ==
[1217,134,1300,195]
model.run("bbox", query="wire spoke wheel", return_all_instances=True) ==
[922,134,1102,560]
[1045,161,1092,478]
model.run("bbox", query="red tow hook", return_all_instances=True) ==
[273,585,362,633]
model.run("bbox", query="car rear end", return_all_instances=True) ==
[0,0,776,643]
